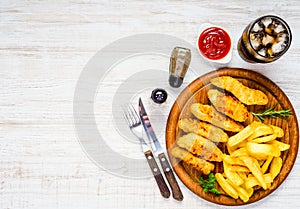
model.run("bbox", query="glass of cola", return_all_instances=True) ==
[238,15,292,63]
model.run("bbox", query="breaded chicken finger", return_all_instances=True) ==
[190,103,244,132]
[210,76,268,105]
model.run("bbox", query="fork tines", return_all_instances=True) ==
[122,104,141,128]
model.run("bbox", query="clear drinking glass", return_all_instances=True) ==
[168,47,191,88]
[237,15,292,63]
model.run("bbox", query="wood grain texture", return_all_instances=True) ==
[166,68,299,205]
[157,152,183,201]
[1,0,300,209]
[144,151,171,199]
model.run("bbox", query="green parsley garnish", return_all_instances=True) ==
[199,173,221,195]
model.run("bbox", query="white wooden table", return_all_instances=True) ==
[1,1,300,208]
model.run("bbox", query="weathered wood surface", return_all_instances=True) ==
[0,1,299,209]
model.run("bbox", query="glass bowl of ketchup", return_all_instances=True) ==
[197,23,233,64]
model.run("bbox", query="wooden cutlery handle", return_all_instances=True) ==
[158,153,184,201]
[144,151,170,198]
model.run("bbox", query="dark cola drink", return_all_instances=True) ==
[238,15,292,63]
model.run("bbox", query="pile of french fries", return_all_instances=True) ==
[215,121,290,202]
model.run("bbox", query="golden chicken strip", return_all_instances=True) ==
[207,89,249,122]
[190,103,244,132]
[176,133,223,162]
[178,118,228,142]
[210,76,268,105]
[171,147,214,175]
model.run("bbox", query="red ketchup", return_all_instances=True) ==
[198,27,231,60]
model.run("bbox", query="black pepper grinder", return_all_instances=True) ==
[168,47,191,88]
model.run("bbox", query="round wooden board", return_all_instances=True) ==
[166,68,299,206]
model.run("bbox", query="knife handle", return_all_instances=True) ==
[144,151,170,198]
[158,153,184,201]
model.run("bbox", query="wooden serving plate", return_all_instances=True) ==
[166,68,299,205]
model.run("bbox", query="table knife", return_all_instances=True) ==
[140,141,171,198]
[138,98,184,201]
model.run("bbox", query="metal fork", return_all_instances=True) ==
[122,104,170,198]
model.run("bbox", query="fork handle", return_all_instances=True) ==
[158,153,184,201]
[144,151,170,198]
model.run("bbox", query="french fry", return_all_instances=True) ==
[245,188,254,198]
[270,157,283,180]
[230,147,249,158]
[240,156,267,190]
[229,165,250,173]
[261,156,273,174]
[226,145,235,155]
[246,142,281,160]
[229,165,250,172]
[223,155,245,166]
[251,134,277,143]
[268,140,290,151]
[241,183,254,197]
[227,140,247,154]
[215,173,239,199]
[253,158,262,169]
[244,173,273,189]
[263,173,273,183]
[223,162,244,186]
[270,125,284,138]
[237,171,248,180]
[227,179,250,203]
[228,122,260,147]
[223,161,244,186]
[247,123,274,141]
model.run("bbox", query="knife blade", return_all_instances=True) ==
[138,98,184,201]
